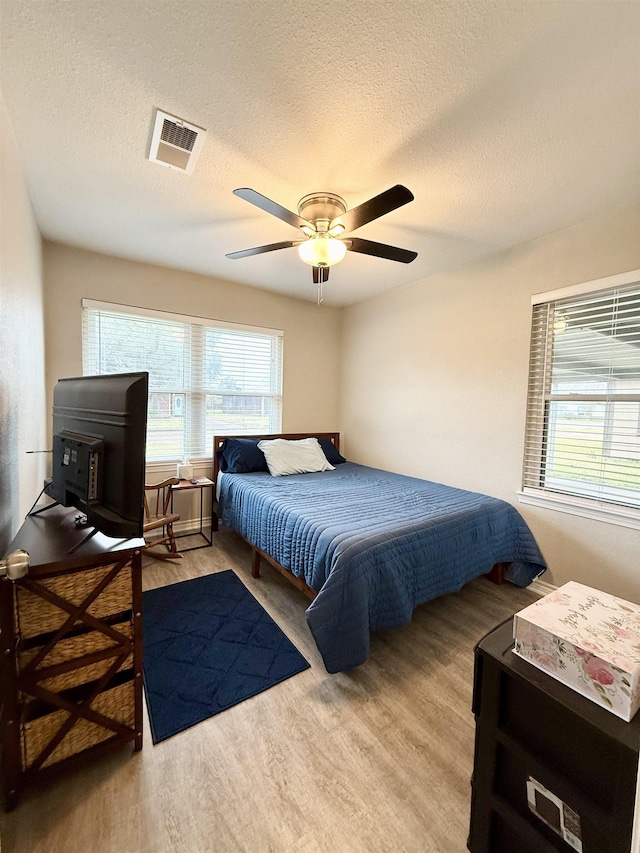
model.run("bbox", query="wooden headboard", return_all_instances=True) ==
[212,432,341,485]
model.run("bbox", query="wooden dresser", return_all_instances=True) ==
[0,505,144,810]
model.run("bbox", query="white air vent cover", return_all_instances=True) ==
[148,109,206,174]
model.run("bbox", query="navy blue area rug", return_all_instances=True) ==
[142,570,310,743]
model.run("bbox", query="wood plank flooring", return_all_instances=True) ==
[1,529,538,853]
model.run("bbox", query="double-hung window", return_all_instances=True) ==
[82,300,283,461]
[521,270,640,525]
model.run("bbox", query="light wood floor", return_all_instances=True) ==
[2,529,538,853]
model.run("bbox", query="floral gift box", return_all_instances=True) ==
[513,581,640,722]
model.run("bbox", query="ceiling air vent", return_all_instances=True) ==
[148,109,206,174]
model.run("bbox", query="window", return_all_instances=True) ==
[521,271,640,520]
[82,300,283,461]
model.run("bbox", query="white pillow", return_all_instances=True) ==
[257,438,335,477]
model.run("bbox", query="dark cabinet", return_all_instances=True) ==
[0,506,145,809]
[468,618,640,853]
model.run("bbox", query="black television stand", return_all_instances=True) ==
[26,479,59,518]
[68,525,99,553]
[26,484,99,553]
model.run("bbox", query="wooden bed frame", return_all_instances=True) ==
[212,432,505,599]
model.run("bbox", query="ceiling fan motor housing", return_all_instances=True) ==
[297,193,347,233]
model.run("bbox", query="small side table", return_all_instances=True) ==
[169,478,215,551]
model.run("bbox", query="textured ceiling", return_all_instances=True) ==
[1,0,639,306]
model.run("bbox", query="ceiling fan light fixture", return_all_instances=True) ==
[298,235,347,267]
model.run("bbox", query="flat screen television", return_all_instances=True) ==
[43,372,149,540]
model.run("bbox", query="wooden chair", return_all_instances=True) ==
[143,478,183,560]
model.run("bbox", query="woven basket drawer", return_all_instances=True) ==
[15,563,132,639]
[18,621,133,693]
[32,654,133,694]
[21,679,135,770]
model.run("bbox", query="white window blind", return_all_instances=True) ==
[523,277,640,510]
[82,301,283,461]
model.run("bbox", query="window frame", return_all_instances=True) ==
[82,299,284,464]
[517,268,640,531]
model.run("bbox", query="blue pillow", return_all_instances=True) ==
[318,437,346,465]
[218,438,268,473]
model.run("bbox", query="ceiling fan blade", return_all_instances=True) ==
[312,266,319,284]
[330,184,414,233]
[226,240,301,259]
[233,188,313,231]
[346,237,417,264]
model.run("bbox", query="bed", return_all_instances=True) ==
[212,433,546,673]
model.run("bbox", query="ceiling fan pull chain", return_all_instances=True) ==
[317,279,323,306]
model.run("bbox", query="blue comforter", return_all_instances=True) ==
[218,463,546,672]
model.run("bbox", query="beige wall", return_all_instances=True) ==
[0,95,46,553]
[341,205,640,602]
[13,188,640,601]
[43,242,342,493]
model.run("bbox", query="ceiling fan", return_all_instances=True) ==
[226,184,418,288]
